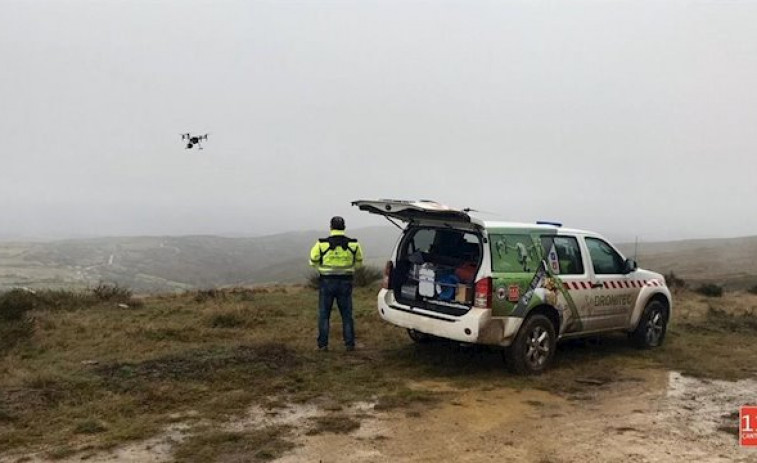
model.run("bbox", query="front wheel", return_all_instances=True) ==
[504,314,556,375]
[631,300,668,348]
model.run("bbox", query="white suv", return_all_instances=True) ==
[353,199,672,374]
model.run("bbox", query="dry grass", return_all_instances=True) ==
[306,414,361,435]
[1,287,756,459]
[172,426,296,462]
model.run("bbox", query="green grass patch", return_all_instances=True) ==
[74,419,107,434]
[1,287,756,459]
[306,414,361,435]
[173,426,296,463]
[374,387,443,411]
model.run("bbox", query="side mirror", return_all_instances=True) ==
[623,258,638,274]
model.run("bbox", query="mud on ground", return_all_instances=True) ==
[10,367,755,463]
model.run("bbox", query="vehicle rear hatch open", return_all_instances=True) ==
[353,200,481,316]
[351,199,472,225]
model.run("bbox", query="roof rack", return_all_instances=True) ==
[536,221,562,227]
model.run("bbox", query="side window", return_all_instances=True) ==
[540,235,584,275]
[490,234,539,273]
[585,237,625,275]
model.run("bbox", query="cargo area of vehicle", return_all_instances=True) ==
[391,227,482,316]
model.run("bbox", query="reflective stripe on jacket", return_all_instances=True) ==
[309,230,364,276]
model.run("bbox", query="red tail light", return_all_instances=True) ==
[474,277,492,309]
[382,261,393,289]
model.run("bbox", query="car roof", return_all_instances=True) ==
[472,217,597,237]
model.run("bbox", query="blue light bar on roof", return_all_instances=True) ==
[536,221,562,227]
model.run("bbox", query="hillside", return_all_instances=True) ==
[618,235,757,289]
[1,229,756,292]
[0,227,401,292]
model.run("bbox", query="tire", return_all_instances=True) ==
[407,329,434,344]
[504,314,556,375]
[631,300,668,349]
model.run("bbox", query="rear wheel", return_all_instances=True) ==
[407,329,434,344]
[504,314,556,375]
[631,300,668,348]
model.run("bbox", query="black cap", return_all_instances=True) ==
[330,216,345,230]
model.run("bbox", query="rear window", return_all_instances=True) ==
[402,228,480,261]
[489,234,540,273]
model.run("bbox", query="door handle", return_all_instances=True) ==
[591,282,603,289]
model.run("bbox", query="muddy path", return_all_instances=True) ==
[11,368,754,463]
[278,369,754,463]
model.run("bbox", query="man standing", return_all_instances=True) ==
[309,216,364,351]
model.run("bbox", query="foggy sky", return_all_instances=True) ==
[2,0,756,242]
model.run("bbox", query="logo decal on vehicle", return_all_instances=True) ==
[497,287,507,300]
[508,285,520,302]
[547,243,560,275]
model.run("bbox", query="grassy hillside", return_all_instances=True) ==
[1,286,756,461]
[0,227,401,293]
[2,230,756,293]
[618,235,757,289]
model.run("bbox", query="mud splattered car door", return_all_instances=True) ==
[539,234,589,334]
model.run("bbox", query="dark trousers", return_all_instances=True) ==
[318,278,355,348]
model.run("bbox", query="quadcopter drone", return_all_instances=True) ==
[181,133,208,150]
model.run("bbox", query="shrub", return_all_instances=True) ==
[306,271,320,290]
[0,319,34,354]
[74,419,107,434]
[194,288,226,303]
[706,305,757,332]
[0,290,36,353]
[695,283,723,297]
[749,285,757,295]
[353,265,383,288]
[664,271,686,293]
[209,313,246,328]
[0,289,37,321]
[34,289,97,310]
[92,282,132,302]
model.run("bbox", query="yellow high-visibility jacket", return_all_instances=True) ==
[309,230,364,276]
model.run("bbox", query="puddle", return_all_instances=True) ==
[274,371,757,463]
[4,372,757,463]
[664,371,757,437]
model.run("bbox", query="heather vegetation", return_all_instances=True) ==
[1,286,756,461]
[307,265,383,289]
[695,283,724,297]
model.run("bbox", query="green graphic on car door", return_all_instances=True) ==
[490,232,583,333]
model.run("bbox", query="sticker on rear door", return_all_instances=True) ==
[508,285,520,302]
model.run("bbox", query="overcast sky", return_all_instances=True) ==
[2,0,756,242]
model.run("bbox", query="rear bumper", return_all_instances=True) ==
[377,289,521,345]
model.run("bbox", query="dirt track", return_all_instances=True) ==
[13,367,754,463]
[276,370,755,463]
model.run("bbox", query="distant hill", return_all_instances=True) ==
[1,229,755,293]
[0,227,401,292]
[617,235,757,290]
